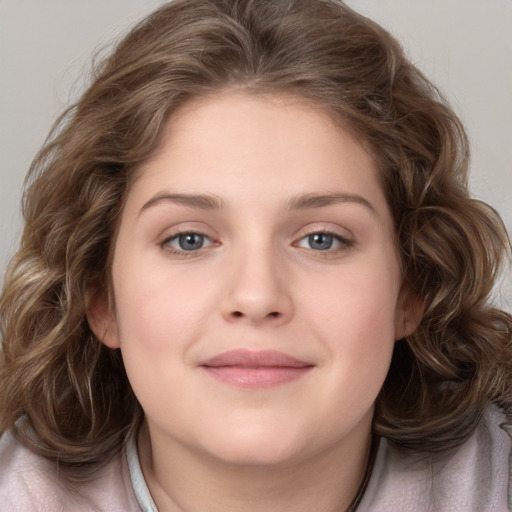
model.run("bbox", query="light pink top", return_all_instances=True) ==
[0,406,510,511]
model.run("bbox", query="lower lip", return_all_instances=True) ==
[202,366,313,388]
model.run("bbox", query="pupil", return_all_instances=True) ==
[179,233,203,250]
[309,233,333,250]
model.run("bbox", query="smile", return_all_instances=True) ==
[199,349,314,388]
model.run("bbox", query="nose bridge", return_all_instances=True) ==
[222,236,293,324]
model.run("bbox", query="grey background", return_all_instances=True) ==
[1,0,511,308]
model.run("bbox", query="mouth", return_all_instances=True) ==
[199,349,314,389]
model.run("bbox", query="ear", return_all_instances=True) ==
[394,286,424,340]
[86,288,120,349]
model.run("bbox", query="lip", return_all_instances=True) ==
[199,349,314,389]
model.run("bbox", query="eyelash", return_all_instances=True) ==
[159,229,354,257]
[294,229,354,255]
[160,231,215,256]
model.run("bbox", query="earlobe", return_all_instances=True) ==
[86,289,120,349]
[394,289,424,340]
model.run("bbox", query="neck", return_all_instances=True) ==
[138,420,373,512]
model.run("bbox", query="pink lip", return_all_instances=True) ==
[199,349,314,389]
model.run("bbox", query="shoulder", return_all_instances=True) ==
[0,431,141,512]
[360,405,512,511]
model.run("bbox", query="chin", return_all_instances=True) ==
[200,421,310,468]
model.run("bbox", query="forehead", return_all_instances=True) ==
[127,90,388,217]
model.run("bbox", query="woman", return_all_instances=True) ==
[1,1,511,510]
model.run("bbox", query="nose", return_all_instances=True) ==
[221,246,293,326]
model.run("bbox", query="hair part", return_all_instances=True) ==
[1,0,511,466]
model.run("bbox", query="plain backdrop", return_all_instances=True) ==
[1,0,511,308]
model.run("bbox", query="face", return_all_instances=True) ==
[90,91,417,468]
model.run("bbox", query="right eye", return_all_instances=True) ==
[163,232,214,253]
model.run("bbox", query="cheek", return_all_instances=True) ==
[111,270,200,416]
[110,257,223,397]
[114,281,204,353]
[305,255,400,328]
[301,258,400,378]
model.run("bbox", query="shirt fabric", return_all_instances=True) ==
[0,405,510,511]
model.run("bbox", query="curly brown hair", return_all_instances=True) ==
[1,0,511,466]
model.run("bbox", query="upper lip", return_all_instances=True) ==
[199,349,312,368]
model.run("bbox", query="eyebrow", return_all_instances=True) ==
[139,192,224,215]
[139,191,377,216]
[285,192,377,215]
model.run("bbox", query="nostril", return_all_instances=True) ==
[230,311,281,319]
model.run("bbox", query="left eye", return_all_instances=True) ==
[296,232,349,251]
[167,233,213,252]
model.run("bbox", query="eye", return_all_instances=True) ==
[296,231,353,252]
[164,232,213,252]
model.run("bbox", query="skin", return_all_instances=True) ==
[89,91,420,512]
